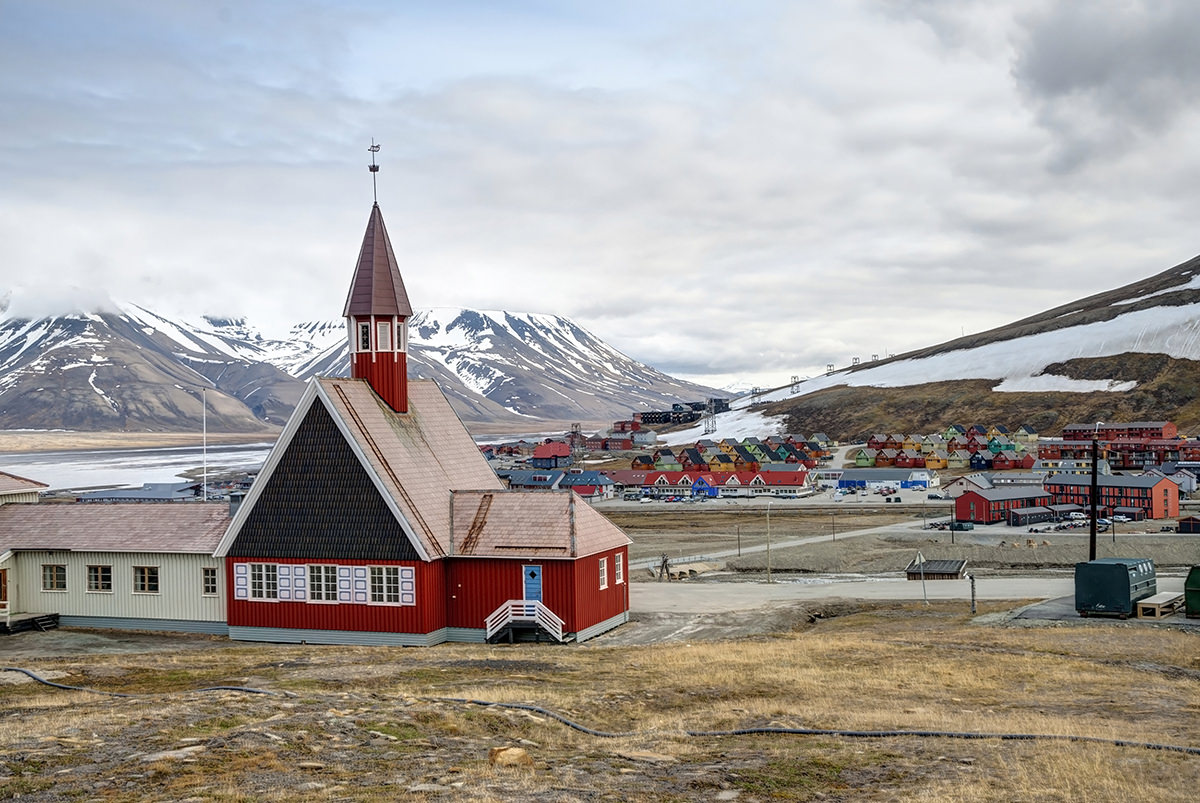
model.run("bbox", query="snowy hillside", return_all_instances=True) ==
[0,303,716,431]
[678,253,1200,442]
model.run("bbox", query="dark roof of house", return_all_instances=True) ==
[504,470,564,488]
[970,487,1051,501]
[1044,474,1171,489]
[77,482,198,502]
[905,558,967,575]
[559,471,613,488]
[343,203,413,318]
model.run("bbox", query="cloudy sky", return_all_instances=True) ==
[3,1,1200,390]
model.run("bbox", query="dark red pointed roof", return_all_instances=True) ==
[343,203,413,318]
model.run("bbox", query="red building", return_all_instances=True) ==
[1042,475,1179,520]
[216,201,630,645]
[1061,421,1177,441]
[956,488,1052,524]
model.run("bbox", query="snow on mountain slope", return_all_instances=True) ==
[0,303,716,431]
[739,256,1200,412]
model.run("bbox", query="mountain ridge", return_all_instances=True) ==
[0,304,718,433]
[734,252,1200,440]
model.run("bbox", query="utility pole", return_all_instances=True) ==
[1089,424,1101,562]
[766,500,773,584]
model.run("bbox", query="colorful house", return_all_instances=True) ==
[531,441,572,469]
[216,201,630,645]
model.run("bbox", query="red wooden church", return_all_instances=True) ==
[215,202,631,645]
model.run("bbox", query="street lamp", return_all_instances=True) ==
[766,499,773,584]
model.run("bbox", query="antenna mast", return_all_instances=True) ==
[368,139,381,202]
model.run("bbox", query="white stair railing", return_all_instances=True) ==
[485,599,565,642]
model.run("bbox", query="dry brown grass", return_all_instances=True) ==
[2,604,1198,801]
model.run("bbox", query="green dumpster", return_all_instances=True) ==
[1074,558,1157,619]
[1186,566,1200,619]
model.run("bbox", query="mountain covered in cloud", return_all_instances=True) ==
[0,305,717,433]
[680,253,1200,442]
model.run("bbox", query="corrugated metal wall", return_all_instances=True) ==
[446,558,578,630]
[7,551,225,622]
[572,547,630,633]
[225,558,445,635]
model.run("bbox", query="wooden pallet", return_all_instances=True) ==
[1136,592,1184,619]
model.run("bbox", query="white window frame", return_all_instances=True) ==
[250,563,279,601]
[42,564,67,592]
[376,320,391,351]
[615,553,624,585]
[202,567,218,597]
[358,321,371,351]
[87,564,113,593]
[370,566,401,605]
[308,564,340,603]
[133,565,160,595]
[599,557,608,590]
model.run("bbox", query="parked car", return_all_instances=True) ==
[949,521,974,531]
[926,493,944,500]
[1112,515,1131,523]
[1067,512,1087,520]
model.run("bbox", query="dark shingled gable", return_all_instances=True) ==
[227,400,421,561]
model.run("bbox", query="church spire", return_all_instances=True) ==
[344,142,411,413]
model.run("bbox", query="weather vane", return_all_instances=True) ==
[368,139,381,202]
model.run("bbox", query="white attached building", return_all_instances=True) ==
[0,504,229,634]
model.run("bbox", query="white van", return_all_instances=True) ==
[1067,512,1087,520]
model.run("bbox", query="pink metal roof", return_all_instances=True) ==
[450,489,629,559]
[342,203,413,318]
[318,378,503,558]
[0,471,48,494]
[0,503,229,554]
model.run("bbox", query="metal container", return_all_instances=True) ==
[1186,565,1200,619]
[1074,558,1157,619]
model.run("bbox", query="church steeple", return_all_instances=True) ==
[344,201,412,413]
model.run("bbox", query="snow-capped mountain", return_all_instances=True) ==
[677,252,1200,442]
[0,303,716,432]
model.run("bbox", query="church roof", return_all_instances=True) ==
[343,203,413,318]
[314,377,502,559]
[450,490,630,559]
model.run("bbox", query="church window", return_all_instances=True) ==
[358,322,371,351]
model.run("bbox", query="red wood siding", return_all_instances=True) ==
[226,558,445,634]
[446,559,579,631]
[351,351,407,413]
[445,551,629,634]
[572,546,630,630]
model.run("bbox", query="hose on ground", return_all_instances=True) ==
[429,696,1200,756]
[2,667,293,698]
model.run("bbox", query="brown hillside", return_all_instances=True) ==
[766,353,1200,440]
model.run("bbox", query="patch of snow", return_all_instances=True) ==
[1111,274,1200,306]
[759,301,1200,403]
[992,376,1137,393]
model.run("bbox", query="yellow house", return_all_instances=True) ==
[923,449,949,470]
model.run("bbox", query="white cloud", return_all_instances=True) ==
[1,0,1198,389]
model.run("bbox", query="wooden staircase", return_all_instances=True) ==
[485,600,568,644]
[1,613,60,635]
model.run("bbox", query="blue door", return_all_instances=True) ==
[523,565,542,601]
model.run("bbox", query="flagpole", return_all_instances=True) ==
[202,388,208,502]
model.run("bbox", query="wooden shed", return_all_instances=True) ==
[905,558,967,581]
